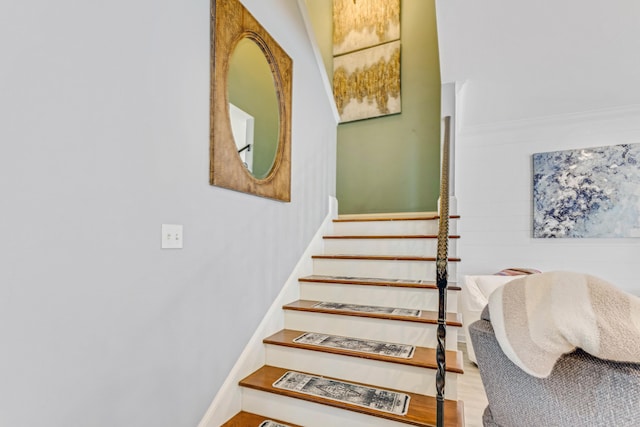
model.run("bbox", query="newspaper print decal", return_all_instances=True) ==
[273,371,410,415]
[294,332,415,359]
[320,275,437,285]
[258,421,292,427]
[312,301,421,317]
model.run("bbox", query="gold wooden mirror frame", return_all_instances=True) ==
[210,0,293,202]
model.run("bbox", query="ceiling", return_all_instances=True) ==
[436,0,640,126]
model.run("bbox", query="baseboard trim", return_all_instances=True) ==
[197,196,338,427]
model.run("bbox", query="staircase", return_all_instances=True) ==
[221,213,465,427]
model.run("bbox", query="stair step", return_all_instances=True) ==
[324,235,460,239]
[284,304,459,350]
[298,276,459,313]
[322,236,459,257]
[221,411,301,427]
[264,329,463,373]
[312,255,461,262]
[333,214,461,222]
[240,366,464,427]
[331,216,459,236]
[299,275,461,291]
[282,300,462,326]
[311,256,459,281]
[263,330,460,396]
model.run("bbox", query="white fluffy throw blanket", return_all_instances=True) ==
[488,271,640,378]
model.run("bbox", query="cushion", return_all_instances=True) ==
[488,271,640,377]
[475,275,520,299]
[464,275,519,312]
[495,267,542,276]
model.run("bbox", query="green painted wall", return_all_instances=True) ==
[308,0,442,214]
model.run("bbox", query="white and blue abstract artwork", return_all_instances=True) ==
[533,143,640,238]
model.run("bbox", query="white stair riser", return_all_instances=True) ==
[299,282,458,312]
[324,238,457,257]
[284,310,459,350]
[332,219,458,236]
[313,258,458,282]
[265,345,458,398]
[242,388,416,427]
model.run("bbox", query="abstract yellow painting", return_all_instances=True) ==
[333,0,400,55]
[332,0,401,122]
[333,40,401,122]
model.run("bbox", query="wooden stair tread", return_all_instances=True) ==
[264,329,464,373]
[324,234,460,239]
[312,254,462,262]
[283,300,463,326]
[221,411,302,427]
[240,366,464,427]
[299,275,461,291]
[334,215,461,223]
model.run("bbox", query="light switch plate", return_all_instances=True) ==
[161,224,183,249]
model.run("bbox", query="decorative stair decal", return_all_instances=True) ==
[312,301,421,317]
[272,371,410,415]
[293,332,416,359]
[259,421,292,427]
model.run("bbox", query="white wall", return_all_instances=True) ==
[436,0,640,126]
[436,0,640,295]
[456,106,640,295]
[0,0,337,425]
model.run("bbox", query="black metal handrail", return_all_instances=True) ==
[436,116,451,427]
[237,143,251,154]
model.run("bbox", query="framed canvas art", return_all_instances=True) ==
[332,0,401,123]
[333,0,400,56]
[533,143,640,238]
[333,40,401,123]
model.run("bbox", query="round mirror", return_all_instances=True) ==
[210,0,292,201]
[227,37,280,180]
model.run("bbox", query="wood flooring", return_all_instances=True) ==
[457,342,488,427]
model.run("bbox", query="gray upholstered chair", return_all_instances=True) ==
[469,306,640,427]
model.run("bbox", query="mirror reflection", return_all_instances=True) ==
[228,38,280,179]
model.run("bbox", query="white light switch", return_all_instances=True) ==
[162,224,183,249]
